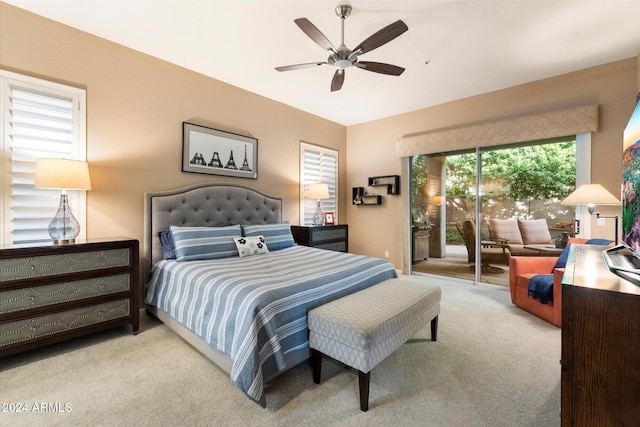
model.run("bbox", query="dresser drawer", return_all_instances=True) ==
[311,228,346,241]
[291,225,348,252]
[0,273,131,315]
[0,248,131,282]
[0,299,131,347]
[0,238,140,357]
[315,241,347,252]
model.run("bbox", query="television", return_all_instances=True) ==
[606,92,640,286]
[622,92,640,253]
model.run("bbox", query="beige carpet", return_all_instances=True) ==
[0,276,560,427]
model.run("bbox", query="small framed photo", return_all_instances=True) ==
[324,212,335,225]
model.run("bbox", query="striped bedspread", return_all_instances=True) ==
[145,245,397,407]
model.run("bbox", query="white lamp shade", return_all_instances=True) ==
[561,184,619,206]
[307,183,329,200]
[34,158,92,190]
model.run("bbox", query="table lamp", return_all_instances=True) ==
[307,183,330,226]
[561,183,620,244]
[34,158,92,244]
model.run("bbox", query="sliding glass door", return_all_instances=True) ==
[410,138,577,285]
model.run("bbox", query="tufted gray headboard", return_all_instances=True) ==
[143,182,283,277]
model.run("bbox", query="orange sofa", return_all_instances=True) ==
[509,238,588,327]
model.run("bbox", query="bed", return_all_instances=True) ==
[143,183,397,407]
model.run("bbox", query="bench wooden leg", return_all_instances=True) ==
[311,348,322,384]
[431,316,438,342]
[358,370,370,411]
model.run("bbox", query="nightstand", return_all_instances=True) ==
[0,237,140,357]
[291,225,348,252]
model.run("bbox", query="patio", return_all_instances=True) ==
[412,244,510,287]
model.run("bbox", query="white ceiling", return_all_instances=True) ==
[5,0,640,126]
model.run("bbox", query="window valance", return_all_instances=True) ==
[396,104,599,157]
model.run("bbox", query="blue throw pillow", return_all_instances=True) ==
[170,224,242,261]
[552,238,614,271]
[552,244,572,271]
[585,238,613,245]
[158,230,176,259]
[242,221,295,251]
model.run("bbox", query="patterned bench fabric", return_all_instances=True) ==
[308,278,441,373]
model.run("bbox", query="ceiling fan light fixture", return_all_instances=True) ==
[334,59,352,69]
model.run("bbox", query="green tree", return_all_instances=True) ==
[412,141,576,216]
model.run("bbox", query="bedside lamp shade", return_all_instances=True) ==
[307,183,330,200]
[307,183,330,226]
[562,183,620,244]
[34,158,92,190]
[35,158,92,244]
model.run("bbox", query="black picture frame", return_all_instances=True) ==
[182,122,258,179]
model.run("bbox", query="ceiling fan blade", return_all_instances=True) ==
[355,61,405,76]
[331,69,345,92]
[275,62,326,72]
[352,20,408,56]
[294,18,336,52]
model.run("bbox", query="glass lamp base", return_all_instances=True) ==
[48,194,80,244]
[53,238,76,245]
[313,200,324,226]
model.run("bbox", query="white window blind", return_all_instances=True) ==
[1,70,87,245]
[300,142,338,226]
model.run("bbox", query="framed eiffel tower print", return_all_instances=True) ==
[182,122,258,179]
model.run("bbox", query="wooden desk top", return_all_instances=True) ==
[562,244,640,296]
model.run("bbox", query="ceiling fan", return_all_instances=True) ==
[275,4,408,92]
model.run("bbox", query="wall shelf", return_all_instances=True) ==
[368,175,400,195]
[352,187,382,205]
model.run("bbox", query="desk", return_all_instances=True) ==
[523,244,563,256]
[561,244,640,425]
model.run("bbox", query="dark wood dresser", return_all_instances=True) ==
[0,238,140,357]
[560,244,640,426]
[291,225,348,252]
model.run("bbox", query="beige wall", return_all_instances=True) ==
[347,57,639,268]
[0,3,346,258]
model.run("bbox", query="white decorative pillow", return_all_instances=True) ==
[233,236,270,258]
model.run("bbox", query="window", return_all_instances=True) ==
[1,70,87,245]
[300,142,338,226]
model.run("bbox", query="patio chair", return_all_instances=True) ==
[456,220,511,273]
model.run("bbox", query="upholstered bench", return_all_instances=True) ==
[308,278,441,411]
